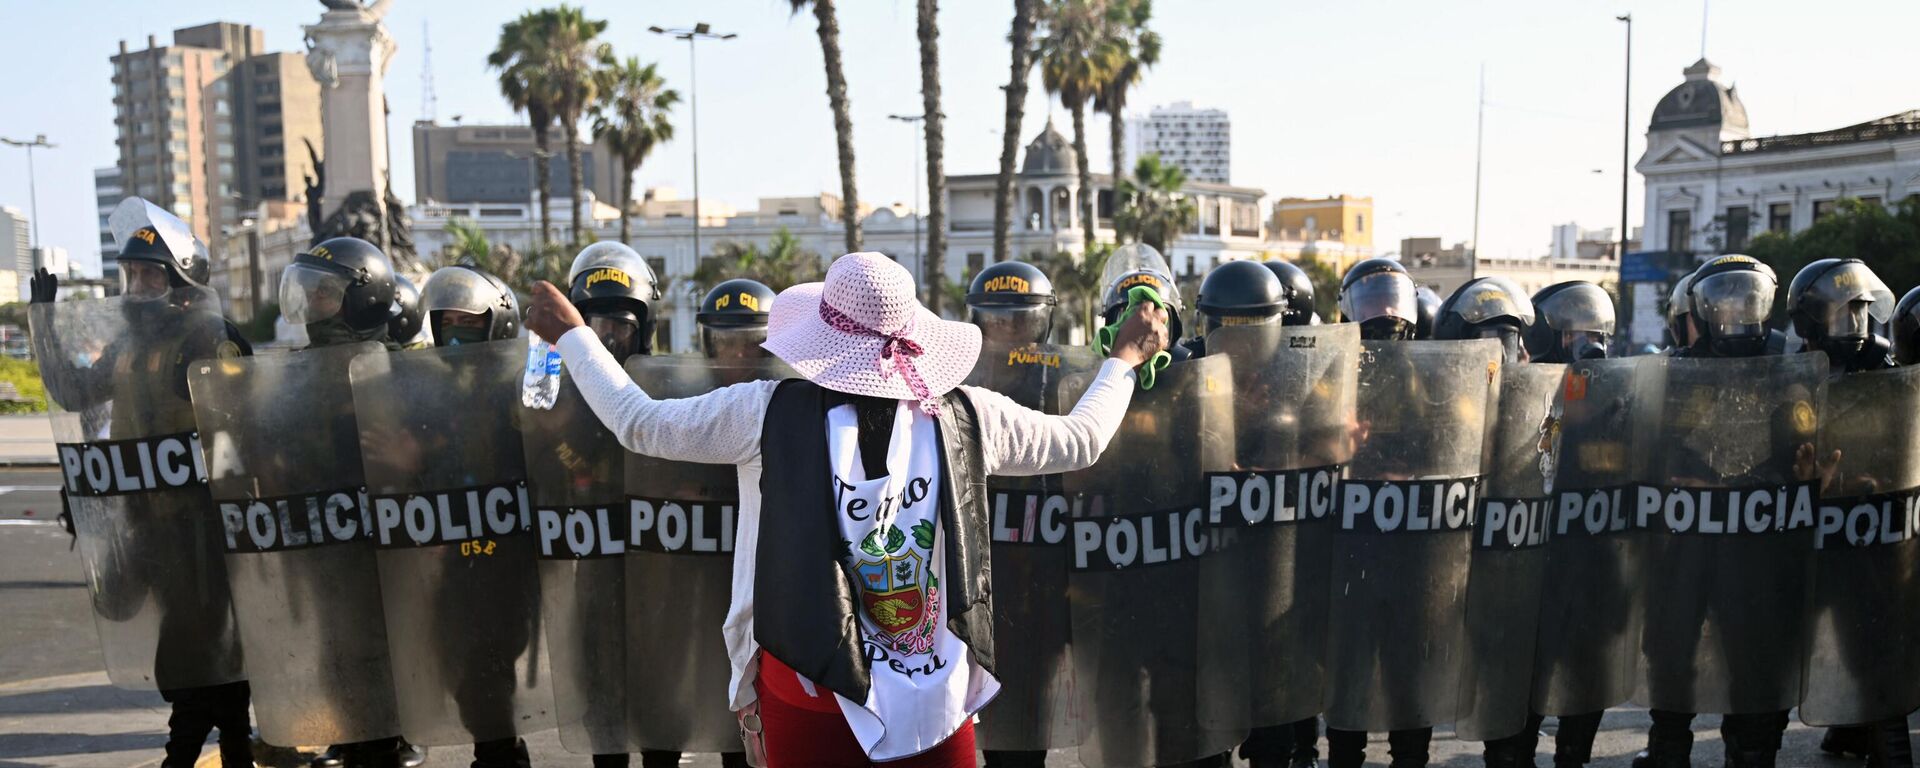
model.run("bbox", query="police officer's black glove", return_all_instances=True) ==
[28,268,57,304]
[57,490,75,550]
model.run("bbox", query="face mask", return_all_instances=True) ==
[1706,333,1769,358]
[443,325,491,346]
[1360,316,1414,342]
[1565,332,1609,362]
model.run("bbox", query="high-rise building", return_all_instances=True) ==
[1126,101,1231,184]
[412,121,622,206]
[110,23,323,268]
[0,207,26,301]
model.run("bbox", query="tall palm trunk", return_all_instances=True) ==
[810,0,862,254]
[1070,99,1095,253]
[1107,97,1125,241]
[562,117,587,246]
[917,0,947,315]
[532,123,553,247]
[619,168,633,244]
[993,0,1037,265]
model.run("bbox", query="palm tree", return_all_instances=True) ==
[1114,153,1195,254]
[1092,0,1159,207]
[788,0,863,254]
[993,0,1039,265]
[535,6,612,247]
[1037,0,1122,254]
[1037,243,1112,341]
[690,227,826,292]
[488,12,557,247]
[917,0,948,316]
[591,58,678,245]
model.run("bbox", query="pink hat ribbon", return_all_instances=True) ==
[819,300,941,416]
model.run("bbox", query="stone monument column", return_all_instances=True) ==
[304,0,396,219]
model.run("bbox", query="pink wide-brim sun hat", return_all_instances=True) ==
[762,252,981,404]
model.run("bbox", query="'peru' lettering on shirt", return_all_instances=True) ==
[218,488,372,553]
[370,480,531,548]
[58,432,206,497]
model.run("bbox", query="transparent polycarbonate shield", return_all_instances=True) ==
[964,342,1100,751]
[1529,357,1660,716]
[189,342,399,745]
[1800,364,1920,726]
[1637,353,1827,714]
[624,356,794,752]
[32,289,245,691]
[1062,355,1242,767]
[1196,324,1358,732]
[1324,339,1500,732]
[350,341,552,745]
[525,366,634,755]
[1454,363,1564,741]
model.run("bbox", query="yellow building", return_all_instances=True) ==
[1269,195,1374,272]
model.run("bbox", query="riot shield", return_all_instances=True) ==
[1324,339,1500,732]
[1637,354,1826,714]
[350,341,553,746]
[189,342,400,745]
[1196,324,1358,732]
[964,342,1100,751]
[32,290,245,691]
[622,355,794,752]
[525,361,635,756]
[1800,365,1920,726]
[1454,363,1564,741]
[1530,357,1660,716]
[1063,354,1243,767]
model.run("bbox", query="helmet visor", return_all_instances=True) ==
[1539,284,1617,335]
[1693,271,1775,337]
[1452,278,1535,326]
[1810,262,1895,336]
[1340,271,1417,324]
[120,260,173,302]
[1476,324,1528,363]
[969,305,1054,345]
[279,263,350,324]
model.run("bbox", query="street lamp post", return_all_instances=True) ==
[889,114,926,271]
[1,134,57,249]
[1617,14,1633,268]
[649,23,735,273]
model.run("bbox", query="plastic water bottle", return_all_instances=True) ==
[522,335,563,410]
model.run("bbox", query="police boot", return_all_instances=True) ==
[1868,717,1915,768]
[311,745,347,768]
[1826,726,1872,758]
[399,739,427,768]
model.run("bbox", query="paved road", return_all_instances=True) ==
[0,467,1908,767]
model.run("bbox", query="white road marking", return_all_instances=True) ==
[0,485,61,493]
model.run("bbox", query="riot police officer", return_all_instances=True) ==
[1337,258,1422,341]
[1414,285,1442,341]
[1182,259,1289,357]
[1788,258,1896,374]
[698,278,775,359]
[1433,277,1535,363]
[967,260,1056,347]
[1261,260,1319,326]
[1101,243,1192,359]
[1665,271,1697,352]
[566,242,659,360]
[423,265,522,348]
[1525,281,1615,364]
[1893,286,1920,366]
[391,273,430,349]
[33,198,255,768]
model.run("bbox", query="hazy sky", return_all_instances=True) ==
[2,0,1916,274]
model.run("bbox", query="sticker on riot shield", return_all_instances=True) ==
[190,341,400,745]
[965,342,1099,752]
[1061,354,1243,768]
[350,340,553,746]
[33,289,245,692]
[1636,353,1827,715]
[1454,362,1564,741]
[1194,323,1358,734]
[1801,364,1920,726]
[1530,356,1661,717]
[1323,338,1500,732]
[621,355,793,752]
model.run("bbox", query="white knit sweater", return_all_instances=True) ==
[555,326,1138,709]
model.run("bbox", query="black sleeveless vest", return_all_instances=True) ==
[753,380,996,704]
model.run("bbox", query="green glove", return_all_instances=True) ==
[1096,284,1174,390]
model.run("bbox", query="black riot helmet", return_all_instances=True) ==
[280,237,399,341]
[698,278,776,360]
[1526,281,1615,363]
[1414,286,1442,341]
[1893,286,1920,366]
[422,265,521,347]
[1788,258,1895,366]
[1666,270,1697,350]
[568,242,661,359]
[1262,260,1317,326]
[1196,259,1287,335]
[110,197,211,293]
[1435,277,1536,363]
[1338,258,1419,341]
[1099,243,1186,343]
[1686,254,1778,358]
[390,273,427,347]
[967,260,1057,346]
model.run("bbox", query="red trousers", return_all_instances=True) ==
[754,676,976,767]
